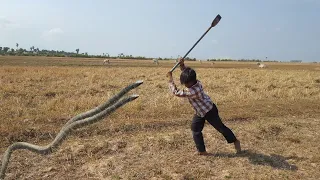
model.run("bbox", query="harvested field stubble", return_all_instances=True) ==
[0,57,320,179]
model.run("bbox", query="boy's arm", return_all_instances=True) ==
[179,58,187,71]
[166,72,198,98]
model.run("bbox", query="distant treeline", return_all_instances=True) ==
[0,46,154,59]
[0,44,279,62]
[0,45,200,61]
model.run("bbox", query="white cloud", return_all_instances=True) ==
[212,39,218,44]
[42,28,64,36]
[0,17,10,28]
[41,28,64,41]
[0,16,19,29]
[275,27,281,31]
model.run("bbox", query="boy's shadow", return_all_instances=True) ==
[208,150,300,171]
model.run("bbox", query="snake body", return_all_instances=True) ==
[0,80,143,180]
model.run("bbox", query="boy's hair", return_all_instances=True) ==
[180,67,197,85]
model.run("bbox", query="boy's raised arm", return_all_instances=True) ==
[166,71,198,99]
[179,58,187,71]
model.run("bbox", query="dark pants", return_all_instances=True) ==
[191,104,237,152]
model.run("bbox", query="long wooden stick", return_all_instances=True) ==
[170,14,222,72]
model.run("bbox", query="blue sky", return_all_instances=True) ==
[0,0,319,61]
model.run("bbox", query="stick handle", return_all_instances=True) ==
[170,26,212,73]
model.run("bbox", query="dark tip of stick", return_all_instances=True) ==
[211,14,222,27]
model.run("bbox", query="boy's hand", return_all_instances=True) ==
[178,57,186,71]
[178,57,185,65]
[166,71,173,82]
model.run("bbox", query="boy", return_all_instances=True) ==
[167,58,241,155]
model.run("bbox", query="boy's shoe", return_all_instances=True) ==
[196,151,209,156]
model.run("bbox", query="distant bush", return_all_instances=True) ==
[207,58,279,62]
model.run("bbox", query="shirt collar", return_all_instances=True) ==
[189,80,200,89]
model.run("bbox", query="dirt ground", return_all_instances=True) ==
[0,56,320,179]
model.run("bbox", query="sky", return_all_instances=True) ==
[0,0,319,62]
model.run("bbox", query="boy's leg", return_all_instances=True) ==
[205,104,241,152]
[191,114,206,153]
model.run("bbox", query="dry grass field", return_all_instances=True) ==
[0,56,320,179]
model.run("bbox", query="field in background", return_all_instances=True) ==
[1,56,320,71]
[0,56,320,179]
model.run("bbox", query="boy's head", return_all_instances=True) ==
[180,67,197,88]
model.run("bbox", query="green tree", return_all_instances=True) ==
[18,48,24,54]
[3,47,10,53]
[16,43,19,50]
[118,53,124,58]
[30,46,35,52]
[76,48,79,54]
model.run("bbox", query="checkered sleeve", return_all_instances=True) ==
[168,81,199,98]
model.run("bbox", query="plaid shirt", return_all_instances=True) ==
[169,79,214,118]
